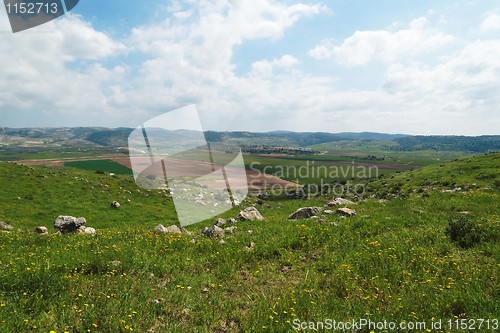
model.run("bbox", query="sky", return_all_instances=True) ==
[0,0,500,135]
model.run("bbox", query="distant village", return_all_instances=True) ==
[240,145,318,155]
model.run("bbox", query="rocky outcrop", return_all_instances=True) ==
[326,198,355,207]
[202,225,225,238]
[214,218,227,227]
[288,207,323,220]
[154,224,191,235]
[0,221,13,231]
[237,207,264,221]
[224,226,237,234]
[84,227,96,235]
[110,201,121,208]
[244,242,255,251]
[34,226,48,234]
[336,208,356,217]
[53,216,86,233]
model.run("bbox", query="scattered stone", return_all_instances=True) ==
[34,226,48,234]
[110,260,122,266]
[202,225,225,238]
[237,207,264,221]
[0,221,13,231]
[323,210,334,215]
[110,201,121,208]
[84,227,96,235]
[288,207,323,220]
[336,208,356,217]
[281,265,292,272]
[53,215,86,233]
[201,287,209,293]
[326,198,355,207]
[152,298,165,304]
[219,239,225,244]
[247,230,253,234]
[181,229,193,236]
[154,224,168,233]
[214,218,226,227]
[164,225,183,233]
[228,218,238,224]
[154,224,189,234]
[224,226,237,234]
[244,242,255,251]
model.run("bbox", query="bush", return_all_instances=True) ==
[445,216,483,249]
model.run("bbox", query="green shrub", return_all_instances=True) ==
[445,216,483,249]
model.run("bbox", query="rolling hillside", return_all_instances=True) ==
[0,154,499,332]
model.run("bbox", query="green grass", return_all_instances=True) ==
[0,154,499,332]
[0,163,175,229]
[65,159,132,175]
[365,152,500,199]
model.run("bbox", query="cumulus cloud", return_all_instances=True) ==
[309,17,456,66]
[120,0,324,120]
[0,11,127,124]
[251,55,299,76]
[480,11,500,34]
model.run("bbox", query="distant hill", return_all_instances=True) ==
[393,135,500,153]
[0,128,406,149]
[1,127,499,153]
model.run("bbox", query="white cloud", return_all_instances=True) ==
[378,39,500,134]
[309,17,456,66]
[480,11,500,34]
[251,55,299,76]
[121,0,324,119]
[0,12,127,122]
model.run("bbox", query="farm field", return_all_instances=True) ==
[13,149,410,189]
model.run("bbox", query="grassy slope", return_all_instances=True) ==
[0,155,499,332]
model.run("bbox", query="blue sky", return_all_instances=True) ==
[1,0,500,134]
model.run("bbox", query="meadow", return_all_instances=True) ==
[0,153,499,332]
